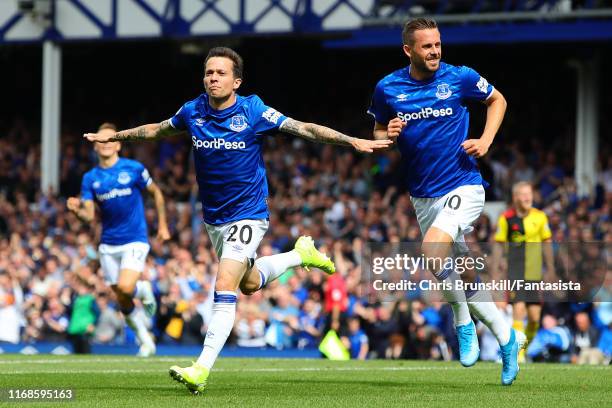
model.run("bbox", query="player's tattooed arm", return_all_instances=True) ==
[84,120,182,143]
[280,118,391,153]
[280,118,354,145]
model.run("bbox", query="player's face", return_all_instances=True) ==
[94,129,121,159]
[404,28,442,74]
[513,185,533,212]
[203,57,242,100]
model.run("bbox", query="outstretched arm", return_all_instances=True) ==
[84,119,182,143]
[280,118,391,153]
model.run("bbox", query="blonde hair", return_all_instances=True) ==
[512,181,533,195]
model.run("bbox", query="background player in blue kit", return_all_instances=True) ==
[84,47,391,394]
[68,122,170,357]
[368,19,525,385]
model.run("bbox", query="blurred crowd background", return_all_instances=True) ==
[1,38,610,364]
[0,115,610,364]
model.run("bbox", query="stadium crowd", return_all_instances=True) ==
[0,119,610,364]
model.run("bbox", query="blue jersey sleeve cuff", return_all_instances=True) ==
[277,115,289,129]
[367,110,389,125]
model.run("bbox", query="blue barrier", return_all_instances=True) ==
[0,342,321,359]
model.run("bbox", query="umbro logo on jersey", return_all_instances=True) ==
[396,94,408,101]
[195,118,205,127]
[435,83,452,100]
[92,181,101,189]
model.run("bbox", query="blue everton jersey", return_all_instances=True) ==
[81,158,151,245]
[170,93,287,225]
[368,62,493,198]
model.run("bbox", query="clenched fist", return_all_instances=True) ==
[387,117,406,139]
[66,197,82,213]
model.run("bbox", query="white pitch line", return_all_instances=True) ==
[3,365,609,375]
[0,357,181,364]
[3,366,464,374]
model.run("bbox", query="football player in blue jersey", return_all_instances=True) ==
[68,122,170,357]
[368,18,525,385]
[84,47,391,394]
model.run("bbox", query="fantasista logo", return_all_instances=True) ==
[192,136,246,150]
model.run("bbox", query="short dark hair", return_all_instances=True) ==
[402,18,438,46]
[98,122,117,132]
[205,47,244,79]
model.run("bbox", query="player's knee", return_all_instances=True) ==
[239,280,259,296]
[115,281,135,298]
[421,244,445,276]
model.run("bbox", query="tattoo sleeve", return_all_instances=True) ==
[280,118,355,147]
[111,119,180,142]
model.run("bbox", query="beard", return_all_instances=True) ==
[411,54,440,74]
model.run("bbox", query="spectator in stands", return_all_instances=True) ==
[537,152,565,201]
[0,270,22,344]
[527,314,571,362]
[93,293,124,344]
[341,316,369,360]
[296,298,325,349]
[266,286,300,349]
[235,303,267,348]
[368,304,397,359]
[509,153,535,185]
[67,271,98,354]
[571,312,604,365]
[41,296,69,342]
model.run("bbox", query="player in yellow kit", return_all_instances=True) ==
[491,181,555,360]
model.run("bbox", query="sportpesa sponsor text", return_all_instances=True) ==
[192,136,246,150]
[397,107,454,122]
[96,188,132,202]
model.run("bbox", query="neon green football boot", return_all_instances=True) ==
[294,236,336,275]
[169,362,209,395]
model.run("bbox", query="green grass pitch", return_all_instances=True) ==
[1,355,609,408]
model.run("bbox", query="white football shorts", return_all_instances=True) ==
[98,242,150,285]
[411,184,485,244]
[205,218,269,264]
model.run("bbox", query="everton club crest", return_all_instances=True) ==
[229,115,248,132]
[436,83,452,100]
